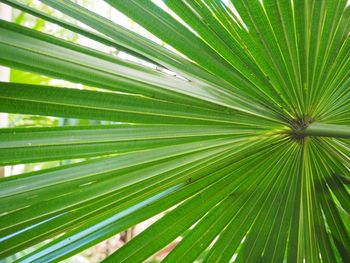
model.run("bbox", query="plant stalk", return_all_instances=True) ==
[296,122,350,139]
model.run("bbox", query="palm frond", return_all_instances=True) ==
[0,0,349,262]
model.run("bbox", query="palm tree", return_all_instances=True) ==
[0,0,349,262]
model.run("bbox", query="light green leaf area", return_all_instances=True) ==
[0,0,349,262]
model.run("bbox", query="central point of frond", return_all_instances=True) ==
[289,116,313,142]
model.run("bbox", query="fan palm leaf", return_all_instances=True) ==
[0,0,349,262]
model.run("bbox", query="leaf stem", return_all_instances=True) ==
[296,122,350,139]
